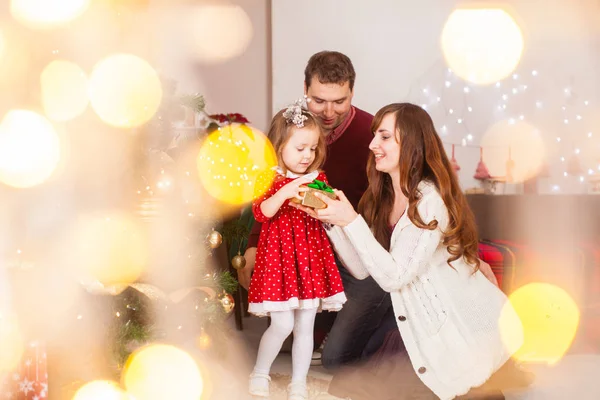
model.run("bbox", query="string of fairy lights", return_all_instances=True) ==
[406,58,599,191]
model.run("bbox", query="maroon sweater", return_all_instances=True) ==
[247,106,374,248]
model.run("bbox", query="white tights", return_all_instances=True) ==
[253,308,318,384]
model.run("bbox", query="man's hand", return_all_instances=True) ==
[479,259,499,287]
[238,247,257,290]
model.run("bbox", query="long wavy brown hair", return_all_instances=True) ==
[358,103,479,270]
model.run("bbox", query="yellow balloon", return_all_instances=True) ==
[89,54,162,128]
[441,8,524,85]
[0,110,61,188]
[41,60,89,121]
[123,344,203,400]
[197,124,277,205]
[500,282,580,364]
[11,0,90,29]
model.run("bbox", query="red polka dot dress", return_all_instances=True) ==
[248,171,347,316]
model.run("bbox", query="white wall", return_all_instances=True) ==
[272,0,600,193]
[194,0,271,131]
[150,0,271,131]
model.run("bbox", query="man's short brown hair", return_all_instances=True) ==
[304,51,356,90]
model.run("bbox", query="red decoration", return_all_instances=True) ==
[0,341,48,399]
[473,147,491,181]
[208,113,250,125]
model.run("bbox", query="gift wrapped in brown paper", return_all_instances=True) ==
[290,179,337,209]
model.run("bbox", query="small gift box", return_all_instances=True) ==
[291,179,337,209]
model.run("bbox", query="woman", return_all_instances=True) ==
[294,103,525,399]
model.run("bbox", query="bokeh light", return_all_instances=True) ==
[72,380,130,400]
[89,54,162,128]
[187,4,253,64]
[71,212,147,286]
[481,119,546,183]
[61,3,121,69]
[500,282,580,364]
[123,344,203,400]
[0,25,32,88]
[197,124,277,205]
[0,110,61,188]
[41,60,89,122]
[0,28,5,59]
[441,8,524,85]
[579,108,600,168]
[10,0,90,29]
[0,314,24,373]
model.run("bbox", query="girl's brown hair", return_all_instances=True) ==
[267,108,327,174]
[358,103,480,270]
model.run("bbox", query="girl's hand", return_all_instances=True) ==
[312,189,359,227]
[275,175,312,201]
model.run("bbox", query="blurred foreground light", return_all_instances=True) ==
[89,54,162,128]
[0,110,61,188]
[11,0,90,29]
[41,60,89,121]
[500,282,580,364]
[0,29,5,59]
[187,4,253,64]
[123,344,203,400]
[72,380,130,400]
[71,212,147,286]
[441,8,524,85]
[481,119,545,183]
[197,124,277,205]
[0,314,24,373]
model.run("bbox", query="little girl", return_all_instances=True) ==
[248,100,346,400]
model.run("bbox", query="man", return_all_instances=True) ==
[240,51,388,369]
[239,51,499,369]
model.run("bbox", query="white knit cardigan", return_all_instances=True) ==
[326,181,524,400]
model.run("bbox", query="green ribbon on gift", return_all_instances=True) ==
[307,179,334,194]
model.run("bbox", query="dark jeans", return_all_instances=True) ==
[315,259,393,370]
[329,312,507,400]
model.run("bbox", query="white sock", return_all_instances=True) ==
[291,308,318,384]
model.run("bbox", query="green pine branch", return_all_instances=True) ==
[220,219,250,245]
[180,93,206,113]
[217,271,238,294]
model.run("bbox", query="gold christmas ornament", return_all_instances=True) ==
[217,292,235,314]
[207,229,222,249]
[231,252,246,270]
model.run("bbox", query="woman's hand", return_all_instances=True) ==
[311,189,359,227]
